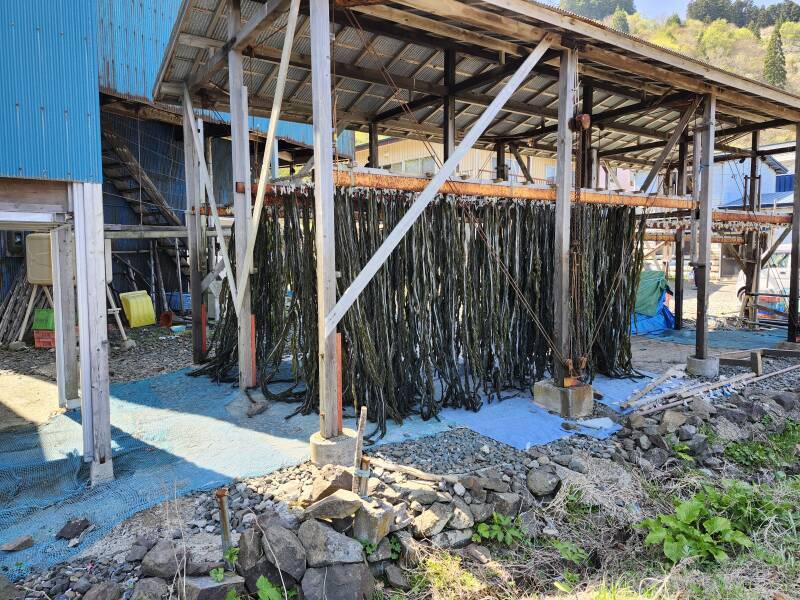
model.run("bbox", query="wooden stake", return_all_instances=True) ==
[352,405,367,494]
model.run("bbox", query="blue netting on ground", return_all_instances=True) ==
[644,327,785,349]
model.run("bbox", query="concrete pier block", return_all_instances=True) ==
[686,355,719,378]
[310,428,358,467]
[533,379,593,418]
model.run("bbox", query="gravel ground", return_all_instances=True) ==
[0,325,195,385]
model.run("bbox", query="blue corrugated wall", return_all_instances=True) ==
[0,0,102,182]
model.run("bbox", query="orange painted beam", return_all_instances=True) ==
[645,233,745,244]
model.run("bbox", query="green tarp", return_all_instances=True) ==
[634,270,669,317]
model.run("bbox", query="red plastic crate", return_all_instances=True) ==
[34,329,55,349]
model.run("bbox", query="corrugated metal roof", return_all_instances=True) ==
[0,0,102,182]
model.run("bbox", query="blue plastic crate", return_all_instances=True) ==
[166,292,191,312]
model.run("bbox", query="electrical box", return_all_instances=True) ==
[5,231,24,257]
[25,233,52,285]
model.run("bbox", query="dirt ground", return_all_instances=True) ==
[0,325,195,433]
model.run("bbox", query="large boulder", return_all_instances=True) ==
[411,503,453,539]
[182,575,245,600]
[298,520,364,567]
[0,575,20,600]
[352,500,393,545]
[394,481,439,504]
[141,540,190,579]
[261,522,307,581]
[526,466,561,497]
[308,465,354,504]
[305,490,362,520]
[131,578,169,600]
[301,563,374,600]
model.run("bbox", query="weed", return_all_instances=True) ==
[553,568,581,593]
[724,420,800,469]
[409,552,483,600]
[209,567,225,583]
[224,546,239,567]
[359,539,377,556]
[256,574,296,600]
[471,512,525,546]
[224,590,240,600]
[638,496,752,563]
[564,486,599,516]
[670,441,694,462]
[550,539,589,565]
[389,535,402,560]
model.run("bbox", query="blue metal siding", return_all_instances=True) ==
[0,0,102,182]
[776,173,795,193]
[98,0,182,101]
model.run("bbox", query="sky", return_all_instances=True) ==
[633,0,785,20]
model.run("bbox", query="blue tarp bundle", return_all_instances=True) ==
[631,271,675,335]
[631,290,675,334]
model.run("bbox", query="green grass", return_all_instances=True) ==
[724,421,800,469]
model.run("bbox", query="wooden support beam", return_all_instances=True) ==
[639,97,701,193]
[509,143,534,183]
[579,84,593,189]
[443,48,456,161]
[73,183,113,485]
[762,226,791,267]
[495,142,507,181]
[676,138,688,196]
[311,0,340,438]
[674,228,684,330]
[228,0,255,389]
[233,0,291,51]
[324,35,556,340]
[553,47,576,387]
[51,225,79,409]
[104,225,188,239]
[789,123,800,342]
[368,121,379,167]
[185,115,205,363]
[696,94,716,360]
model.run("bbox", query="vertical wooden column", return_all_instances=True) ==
[553,47,576,387]
[443,48,456,161]
[367,121,379,168]
[788,124,800,342]
[228,0,255,389]
[696,94,716,360]
[73,182,113,485]
[677,138,688,196]
[690,128,701,267]
[310,0,339,438]
[184,108,205,363]
[747,131,761,327]
[50,224,79,408]
[495,143,508,180]
[580,84,593,188]
[674,228,684,330]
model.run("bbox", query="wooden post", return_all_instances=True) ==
[747,131,761,328]
[553,47,576,387]
[677,138,688,196]
[50,225,79,409]
[675,228,684,330]
[73,182,113,485]
[495,142,507,181]
[580,84,593,188]
[228,0,255,389]
[788,124,800,342]
[184,114,205,362]
[368,121,379,168]
[696,94,716,360]
[443,48,456,161]
[310,0,339,438]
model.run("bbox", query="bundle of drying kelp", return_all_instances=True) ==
[191,187,644,437]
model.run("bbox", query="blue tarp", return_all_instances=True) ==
[631,290,675,335]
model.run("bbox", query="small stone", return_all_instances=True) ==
[771,391,798,411]
[1,535,33,552]
[298,520,363,567]
[304,489,362,520]
[718,407,748,425]
[453,482,466,496]
[644,448,670,469]
[676,424,697,441]
[72,578,92,595]
[691,397,716,418]
[141,540,189,579]
[628,414,647,429]
[448,497,474,530]
[430,528,473,549]
[469,503,493,523]
[352,500,394,545]
[488,492,521,516]
[261,522,306,581]
[82,582,121,600]
[384,564,410,591]
[182,575,245,600]
[567,456,587,474]
[638,434,652,451]
[464,544,491,564]
[308,465,354,504]
[125,545,148,562]
[367,537,392,563]
[526,466,561,496]
[686,434,709,457]
[56,519,91,540]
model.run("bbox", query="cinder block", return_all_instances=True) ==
[532,379,593,418]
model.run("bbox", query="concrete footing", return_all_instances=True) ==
[686,355,719,377]
[90,459,114,487]
[776,341,800,350]
[310,428,358,467]
[8,341,26,351]
[533,379,593,418]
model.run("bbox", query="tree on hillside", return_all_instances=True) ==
[560,0,635,20]
[665,13,682,27]
[610,8,630,33]
[764,25,788,87]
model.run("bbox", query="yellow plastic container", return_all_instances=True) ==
[119,291,156,328]
[25,233,52,285]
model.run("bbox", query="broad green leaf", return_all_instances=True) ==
[675,499,703,524]
[644,526,667,545]
[708,546,729,562]
[703,516,731,535]
[663,539,685,563]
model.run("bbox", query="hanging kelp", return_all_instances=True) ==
[191,188,644,437]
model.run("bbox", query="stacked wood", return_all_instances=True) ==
[0,266,47,345]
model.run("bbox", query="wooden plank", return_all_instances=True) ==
[761,226,791,267]
[185,115,205,363]
[228,0,255,390]
[674,228,684,330]
[638,97,701,193]
[0,179,69,213]
[696,95,716,360]
[509,144,533,183]
[443,48,456,161]
[790,123,800,342]
[323,35,556,340]
[73,183,113,485]
[621,366,684,409]
[233,0,291,51]
[553,47,576,387]
[104,225,188,239]
[50,226,79,409]
[311,0,339,439]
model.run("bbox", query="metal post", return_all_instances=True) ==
[443,48,456,161]
[696,94,716,360]
[310,0,339,438]
[553,47,576,387]
[675,228,684,330]
[788,124,800,342]
[228,0,254,389]
[368,121,379,168]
